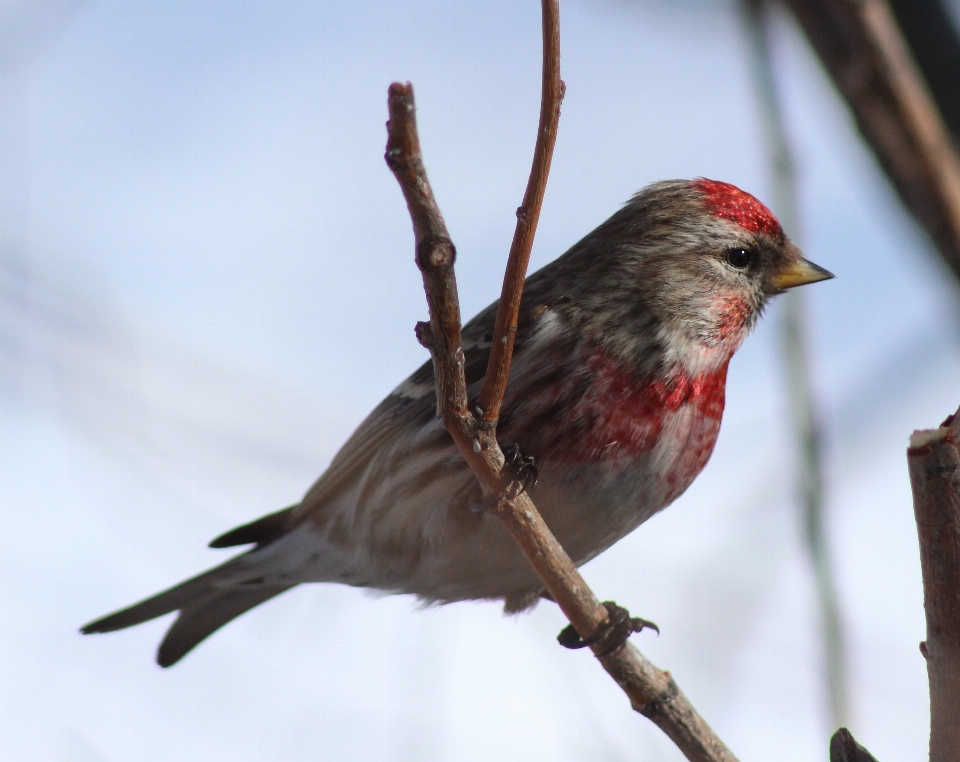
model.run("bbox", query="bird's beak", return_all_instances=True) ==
[773,255,834,291]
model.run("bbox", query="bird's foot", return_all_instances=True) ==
[557,601,658,656]
[502,443,538,493]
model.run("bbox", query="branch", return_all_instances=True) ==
[908,403,960,761]
[783,0,960,285]
[384,84,468,423]
[384,8,739,762]
[888,0,960,144]
[829,728,880,762]
[476,0,565,423]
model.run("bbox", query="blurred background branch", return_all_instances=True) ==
[741,0,850,731]
[782,0,960,286]
[887,0,960,146]
[830,727,880,762]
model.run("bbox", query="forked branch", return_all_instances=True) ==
[384,3,739,761]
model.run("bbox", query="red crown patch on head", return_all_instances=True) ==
[692,178,783,238]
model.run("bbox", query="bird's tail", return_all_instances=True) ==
[82,507,298,667]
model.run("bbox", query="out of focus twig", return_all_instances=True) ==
[829,727,880,762]
[383,3,741,760]
[888,0,960,145]
[784,0,960,285]
[907,403,960,761]
[741,0,849,729]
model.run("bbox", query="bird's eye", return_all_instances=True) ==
[725,248,754,269]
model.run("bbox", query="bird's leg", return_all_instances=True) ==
[557,601,658,656]
[467,445,535,511]
[501,443,538,494]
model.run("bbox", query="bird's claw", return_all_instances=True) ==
[502,443,539,493]
[557,601,658,657]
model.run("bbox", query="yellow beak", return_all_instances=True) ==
[773,257,834,290]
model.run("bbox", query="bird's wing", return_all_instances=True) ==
[293,296,564,520]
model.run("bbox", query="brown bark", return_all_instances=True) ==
[908,404,960,762]
[476,0,565,424]
[783,0,960,285]
[383,4,740,760]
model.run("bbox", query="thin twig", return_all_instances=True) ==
[385,83,469,424]
[783,0,960,284]
[477,0,565,423]
[741,0,849,729]
[907,403,960,762]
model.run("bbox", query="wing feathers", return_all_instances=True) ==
[208,505,296,548]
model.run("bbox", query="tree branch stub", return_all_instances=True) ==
[908,403,960,762]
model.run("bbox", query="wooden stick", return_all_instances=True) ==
[908,403,960,762]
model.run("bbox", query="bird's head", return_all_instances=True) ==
[557,178,833,375]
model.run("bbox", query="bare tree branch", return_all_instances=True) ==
[784,0,960,285]
[385,84,613,637]
[383,4,741,760]
[384,84,469,424]
[477,0,565,423]
[908,403,960,762]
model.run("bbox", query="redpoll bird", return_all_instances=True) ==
[82,179,832,666]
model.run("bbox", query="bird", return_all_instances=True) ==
[82,178,833,667]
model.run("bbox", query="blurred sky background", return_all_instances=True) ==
[2,1,960,760]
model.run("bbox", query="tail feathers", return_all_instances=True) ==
[208,505,296,548]
[156,585,293,667]
[81,556,296,667]
[81,567,225,636]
